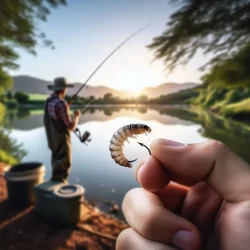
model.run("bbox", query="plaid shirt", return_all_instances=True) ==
[47,93,72,128]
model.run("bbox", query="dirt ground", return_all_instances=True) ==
[0,163,129,250]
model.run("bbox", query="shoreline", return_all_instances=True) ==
[0,163,128,250]
[9,103,250,124]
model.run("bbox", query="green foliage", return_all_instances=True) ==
[220,98,250,118]
[0,1,66,165]
[6,91,12,100]
[202,44,250,87]
[103,92,113,100]
[151,86,200,105]
[28,93,48,101]
[64,95,89,105]
[149,34,250,118]
[14,91,29,103]
[148,0,250,71]
[24,99,45,105]
[155,79,250,119]
[0,89,5,102]
[0,69,13,91]
[17,108,31,119]
[138,95,148,103]
[0,0,67,71]
[184,83,250,118]
[0,0,67,102]
[193,84,227,107]
[0,150,18,165]
[225,88,250,104]
[0,130,27,165]
[0,103,6,125]
[6,99,19,109]
[164,106,250,163]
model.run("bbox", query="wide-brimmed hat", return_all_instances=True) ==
[48,77,74,91]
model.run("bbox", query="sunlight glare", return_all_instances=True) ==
[111,69,161,92]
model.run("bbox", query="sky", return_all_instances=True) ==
[10,0,211,91]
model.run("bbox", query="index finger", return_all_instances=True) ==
[137,139,250,202]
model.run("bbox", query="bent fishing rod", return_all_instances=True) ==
[67,23,152,106]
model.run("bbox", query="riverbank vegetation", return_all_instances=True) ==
[2,0,250,166]
[3,0,250,123]
[152,44,250,120]
[0,0,67,165]
[3,83,250,122]
[147,0,250,120]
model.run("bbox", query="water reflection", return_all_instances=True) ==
[4,105,250,163]
[5,105,194,131]
[2,105,250,218]
[162,107,250,163]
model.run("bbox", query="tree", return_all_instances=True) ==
[0,68,13,90]
[104,92,113,100]
[6,91,12,100]
[138,95,148,103]
[202,44,250,87]
[148,0,250,71]
[0,130,27,165]
[0,0,67,91]
[14,91,29,103]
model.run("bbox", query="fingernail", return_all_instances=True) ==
[158,139,185,147]
[172,230,198,250]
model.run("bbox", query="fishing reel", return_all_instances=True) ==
[74,127,92,145]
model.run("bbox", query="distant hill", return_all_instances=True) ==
[141,82,198,98]
[12,75,199,99]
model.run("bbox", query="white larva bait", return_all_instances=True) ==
[109,124,152,168]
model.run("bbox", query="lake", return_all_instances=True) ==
[2,105,250,219]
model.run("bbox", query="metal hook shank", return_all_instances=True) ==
[128,158,138,163]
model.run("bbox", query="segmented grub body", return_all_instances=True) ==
[109,124,152,168]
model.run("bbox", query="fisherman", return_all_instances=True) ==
[44,77,81,183]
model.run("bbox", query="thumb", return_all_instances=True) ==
[137,139,250,202]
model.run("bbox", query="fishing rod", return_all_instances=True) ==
[80,96,95,113]
[71,23,152,144]
[67,23,152,106]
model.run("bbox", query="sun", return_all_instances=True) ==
[111,69,159,92]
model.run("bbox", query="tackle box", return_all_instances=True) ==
[34,181,85,226]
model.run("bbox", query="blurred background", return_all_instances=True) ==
[1,0,250,220]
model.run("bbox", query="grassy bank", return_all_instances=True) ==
[219,98,250,119]
[6,88,250,121]
[163,84,250,120]
[192,85,250,119]
[28,93,48,101]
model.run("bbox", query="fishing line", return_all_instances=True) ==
[68,23,153,105]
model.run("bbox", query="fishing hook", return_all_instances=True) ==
[138,142,151,155]
[128,142,151,163]
[128,158,138,163]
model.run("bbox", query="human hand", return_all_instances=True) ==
[116,139,250,250]
[74,109,81,117]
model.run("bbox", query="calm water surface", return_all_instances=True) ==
[3,105,250,218]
